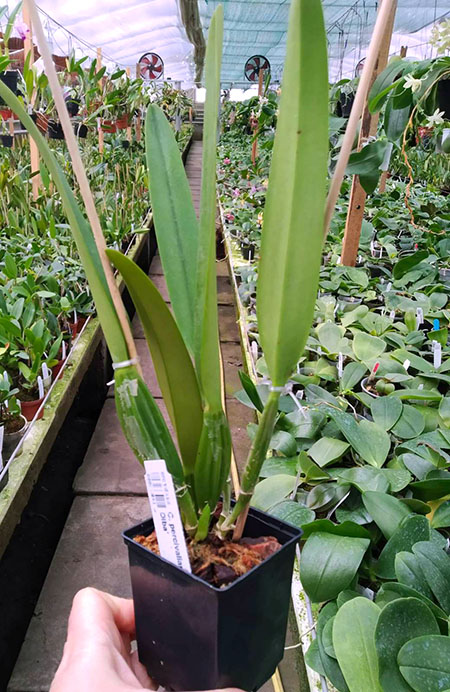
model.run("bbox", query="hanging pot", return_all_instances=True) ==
[74,122,88,138]
[437,78,450,120]
[101,120,116,133]
[65,97,80,117]
[0,71,18,105]
[116,113,131,130]
[47,120,64,140]
[123,507,301,691]
[0,135,13,148]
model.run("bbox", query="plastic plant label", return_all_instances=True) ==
[386,282,392,292]
[0,425,3,467]
[144,459,192,573]
[73,309,77,324]
[62,340,67,360]
[338,352,344,378]
[42,364,50,381]
[434,319,440,331]
[433,341,442,369]
[403,359,411,371]
[416,307,424,329]
[251,340,258,361]
[389,310,396,319]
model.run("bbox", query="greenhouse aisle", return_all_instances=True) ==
[7,143,264,692]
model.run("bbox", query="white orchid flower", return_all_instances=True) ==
[404,75,422,93]
[425,108,445,127]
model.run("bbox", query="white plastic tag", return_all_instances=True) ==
[251,341,258,361]
[338,353,344,378]
[37,375,44,400]
[386,282,392,292]
[416,308,424,329]
[62,340,67,360]
[0,425,3,467]
[403,359,411,371]
[433,341,442,369]
[389,310,396,319]
[42,364,50,381]
[73,309,77,324]
[144,460,191,573]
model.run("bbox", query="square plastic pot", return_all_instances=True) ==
[123,506,301,692]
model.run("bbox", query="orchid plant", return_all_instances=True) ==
[0,0,329,539]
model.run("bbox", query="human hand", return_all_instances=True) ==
[50,587,244,692]
[50,587,153,692]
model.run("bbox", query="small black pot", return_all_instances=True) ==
[0,135,13,148]
[47,120,64,140]
[65,97,80,117]
[74,122,88,138]
[240,241,257,261]
[123,507,301,691]
[0,70,18,105]
[121,140,130,150]
[437,79,450,120]
[336,92,354,118]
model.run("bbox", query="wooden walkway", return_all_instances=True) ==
[8,142,257,691]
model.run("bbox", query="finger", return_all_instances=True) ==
[66,588,135,649]
[129,649,157,689]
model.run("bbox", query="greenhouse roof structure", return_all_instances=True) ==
[12,0,450,85]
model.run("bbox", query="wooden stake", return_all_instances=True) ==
[340,0,397,266]
[126,67,132,142]
[135,63,141,142]
[97,48,104,155]
[25,0,140,372]
[251,68,264,165]
[22,3,40,198]
[324,0,397,238]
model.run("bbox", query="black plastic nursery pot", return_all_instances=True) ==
[74,122,88,138]
[0,71,18,105]
[47,120,64,140]
[123,507,301,692]
[0,135,13,148]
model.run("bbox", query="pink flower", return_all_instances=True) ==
[225,213,235,222]
[233,188,240,197]
[14,20,30,41]
[223,157,231,164]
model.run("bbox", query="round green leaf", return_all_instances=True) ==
[333,597,382,692]
[399,635,450,692]
[269,500,315,528]
[376,515,431,579]
[391,405,425,440]
[431,500,450,529]
[250,474,297,511]
[375,598,439,692]
[362,491,412,539]
[371,395,403,431]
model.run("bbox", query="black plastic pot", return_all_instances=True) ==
[121,140,130,150]
[0,71,18,105]
[437,79,450,120]
[240,241,257,261]
[48,120,64,140]
[336,92,354,118]
[123,507,301,691]
[65,97,80,117]
[0,135,13,148]
[74,123,88,138]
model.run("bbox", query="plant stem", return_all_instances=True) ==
[222,389,280,536]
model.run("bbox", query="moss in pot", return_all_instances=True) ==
[3,0,329,686]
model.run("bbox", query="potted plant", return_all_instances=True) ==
[0,0,328,686]
[0,374,27,458]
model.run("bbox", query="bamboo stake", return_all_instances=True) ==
[25,0,140,371]
[340,0,396,266]
[22,3,40,199]
[323,0,397,238]
[135,63,141,142]
[97,48,104,155]
[126,67,132,143]
[251,68,264,165]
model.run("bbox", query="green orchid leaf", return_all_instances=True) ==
[412,541,450,614]
[250,474,298,512]
[431,500,450,529]
[145,105,198,354]
[257,0,328,387]
[316,602,349,692]
[352,331,386,361]
[326,407,391,467]
[376,515,431,579]
[301,532,369,602]
[399,636,450,692]
[307,436,350,467]
[362,491,412,539]
[333,598,382,692]
[107,250,203,476]
[269,500,315,528]
[371,396,403,431]
[375,598,439,692]
[393,251,429,280]
[395,552,434,600]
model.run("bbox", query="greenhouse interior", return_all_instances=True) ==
[0,0,450,690]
